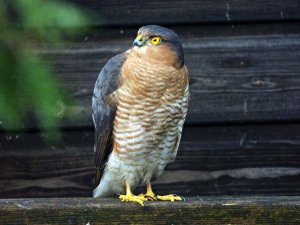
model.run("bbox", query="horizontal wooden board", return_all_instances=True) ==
[77,22,300,41]
[67,0,300,26]
[40,32,300,128]
[0,197,299,225]
[2,24,300,130]
[1,123,299,198]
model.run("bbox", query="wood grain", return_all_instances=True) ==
[42,33,300,128]
[67,0,300,26]
[0,197,299,225]
[1,24,300,130]
[1,123,299,198]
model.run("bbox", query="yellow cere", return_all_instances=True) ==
[150,36,161,45]
[136,34,143,41]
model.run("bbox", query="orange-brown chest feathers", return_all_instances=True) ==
[112,47,189,156]
[120,48,188,98]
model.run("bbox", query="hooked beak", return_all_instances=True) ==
[133,34,145,47]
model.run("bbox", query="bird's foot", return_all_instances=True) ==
[139,182,157,201]
[138,192,156,201]
[156,194,183,201]
[119,193,147,206]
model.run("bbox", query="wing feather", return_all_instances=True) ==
[92,52,127,186]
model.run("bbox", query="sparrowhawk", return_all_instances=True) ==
[92,25,189,206]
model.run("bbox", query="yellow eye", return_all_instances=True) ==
[150,36,161,45]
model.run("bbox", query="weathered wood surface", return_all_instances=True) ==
[68,0,300,26]
[9,31,298,130]
[0,24,299,130]
[0,197,299,225]
[1,123,300,198]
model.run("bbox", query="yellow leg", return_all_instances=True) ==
[119,180,147,206]
[139,182,156,201]
[146,182,156,198]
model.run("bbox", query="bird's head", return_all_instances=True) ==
[132,25,184,68]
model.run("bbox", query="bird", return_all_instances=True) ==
[92,25,189,206]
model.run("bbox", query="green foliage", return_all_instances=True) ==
[0,0,90,133]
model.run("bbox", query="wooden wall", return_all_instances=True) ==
[1,0,300,198]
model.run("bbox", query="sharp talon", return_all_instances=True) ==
[136,199,144,206]
[145,195,156,201]
[138,192,156,201]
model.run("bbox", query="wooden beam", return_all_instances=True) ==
[68,0,300,26]
[1,123,300,198]
[2,24,300,130]
[0,196,299,224]
[12,32,299,130]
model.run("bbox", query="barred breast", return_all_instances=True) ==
[95,51,189,196]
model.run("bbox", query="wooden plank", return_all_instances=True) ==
[39,32,300,128]
[2,24,300,130]
[0,197,299,225]
[68,0,300,26]
[77,22,300,41]
[1,123,299,197]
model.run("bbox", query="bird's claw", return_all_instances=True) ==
[145,194,157,201]
[119,193,147,206]
[139,193,156,201]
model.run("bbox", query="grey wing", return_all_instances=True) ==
[92,52,127,186]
